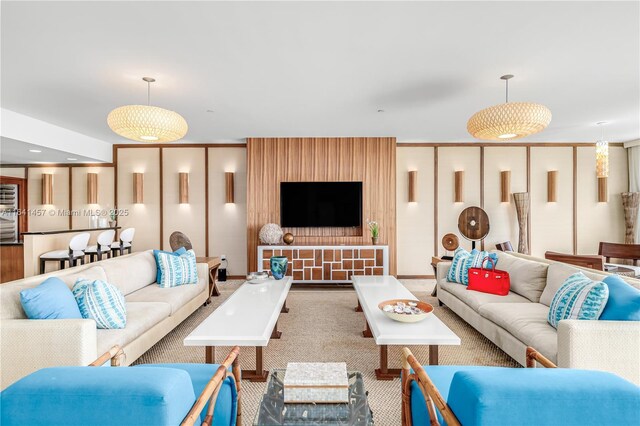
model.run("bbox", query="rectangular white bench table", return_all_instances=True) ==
[184,277,292,382]
[352,275,461,380]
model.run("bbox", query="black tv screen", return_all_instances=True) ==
[280,182,362,227]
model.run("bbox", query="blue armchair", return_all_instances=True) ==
[401,346,640,426]
[1,345,241,426]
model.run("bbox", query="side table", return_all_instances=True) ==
[430,256,452,297]
[196,256,221,305]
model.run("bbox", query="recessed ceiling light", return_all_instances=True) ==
[67,157,78,161]
[377,109,385,113]
[206,109,215,113]
[29,149,42,153]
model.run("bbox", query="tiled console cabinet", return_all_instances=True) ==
[257,245,389,284]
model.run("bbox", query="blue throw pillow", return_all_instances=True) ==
[20,277,82,319]
[153,247,187,284]
[600,275,640,321]
[154,249,198,288]
[447,247,498,285]
[72,279,126,329]
[548,272,609,329]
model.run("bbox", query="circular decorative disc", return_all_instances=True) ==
[457,207,490,241]
[442,233,459,251]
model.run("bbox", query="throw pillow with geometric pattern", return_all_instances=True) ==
[548,272,609,329]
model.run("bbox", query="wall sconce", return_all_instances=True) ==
[133,172,144,204]
[42,173,53,205]
[179,172,189,204]
[547,171,557,203]
[225,172,235,203]
[500,171,511,203]
[454,171,464,203]
[596,121,609,203]
[408,170,417,203]
[598,178,608,203]
[87,173,98,204]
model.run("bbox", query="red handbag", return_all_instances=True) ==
[467,257,511,296]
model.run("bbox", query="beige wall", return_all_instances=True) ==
[71,167,115,229]
[208,147,247,276]
[162,148,207,254]
[116,148,161,251]
[27,167,69,232]
[0,168,26,178]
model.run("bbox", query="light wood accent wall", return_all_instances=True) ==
[247,137,397,274]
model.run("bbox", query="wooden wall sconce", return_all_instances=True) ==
[547,171,557,202]
[597,177,608,203]
[454,171,464,203]
[500,171,511,203]
[133,173,144,204]
[179,172,189,204]
[41,173,53,205]
[87,173,98,204]
[408,171,417,203]
[225,172,235,203]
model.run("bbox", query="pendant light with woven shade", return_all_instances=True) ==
[108,77,188,143]
[467,75,552,141]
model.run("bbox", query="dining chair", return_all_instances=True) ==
[39,232,91,274]
[111,227,135,256]
[598,242,640,266]
[544,251,605,271]
[85,229,116,262]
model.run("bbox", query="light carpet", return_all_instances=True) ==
[134,280,518,425]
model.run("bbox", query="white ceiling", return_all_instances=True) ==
[0,137,100,164]
[1,1,639,146]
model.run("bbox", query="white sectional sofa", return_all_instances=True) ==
[0,250,208,389]
[436,250,640,385]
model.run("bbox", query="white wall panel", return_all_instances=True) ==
[71,167,115,229]
[27,167,69,232]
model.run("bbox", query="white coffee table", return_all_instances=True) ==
[184,276,292,381]
[352,275,461,380]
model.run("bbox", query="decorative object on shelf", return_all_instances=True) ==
[41,173,53,205]
[133,173,143,204]
[454,171,464,203]
[547,171,558,202]
[513,192,530,254]
[622,192,639,244]
[107,77,188,143]
[283,362,349,404]
[225,172,234,203]
[442,233,459,254]
[283,232,294,245]
[98,217,108,228]
[500,171,511,203]
[467,74,552,141]
[270,256,288,280]
[109,210,117,228]
[259,223,283,245]
[247,271,270,284]
[457,206,490,250]
[378,299,433,323]
[89,215,98,228]
[87,173,98,204]
[367,220,379,245]
[179,172,189,204]
[408,170,417,203]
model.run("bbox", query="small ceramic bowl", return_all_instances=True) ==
[247,271,270,284]
[378,299,433,323]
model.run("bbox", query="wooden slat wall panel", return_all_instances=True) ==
[247,137,396,274]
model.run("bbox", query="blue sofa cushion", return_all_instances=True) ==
[548,272,609,328]
[72,278,127,329]
[153,248,198,288]
[153,247,187,284]
[408,366,640,426]
[19,277,82,319]
[600,275,640,321]
[137,363,237,426]
[0,366,198,426]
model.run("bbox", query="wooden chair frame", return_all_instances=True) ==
[401,347,557,426]
[544,251,605,271]
[598,242,640,266]
[89,345,242,426]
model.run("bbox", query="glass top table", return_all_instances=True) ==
[253,369,374,425]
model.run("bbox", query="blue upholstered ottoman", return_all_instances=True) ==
[407,366,640,426]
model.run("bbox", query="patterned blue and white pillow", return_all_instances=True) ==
[447,247,499,285]
[154,249,198,288]
[72,279,126,329]
[548,272,609,329]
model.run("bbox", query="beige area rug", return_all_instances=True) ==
[135,280,518,425]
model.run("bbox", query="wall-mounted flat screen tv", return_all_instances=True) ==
[280,182,362,227]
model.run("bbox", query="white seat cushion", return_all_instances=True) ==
[85,245,111,254]
[99,251,157,296]
[125,279,207,315]
[478,302,558,363]
[96,301,171,355]
[439,280,530,312]
[40,250,85,259]
[110,242,132,249]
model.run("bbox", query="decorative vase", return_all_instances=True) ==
[259,223,284,245]
[283,232,294,245]
[513,192,530,255]
[371,237,378,245]
[621,192,639,244]
[270,256,288,280]
[109,220,116,228]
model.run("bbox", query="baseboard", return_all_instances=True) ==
[397,275,435,279]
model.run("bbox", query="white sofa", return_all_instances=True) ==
[0,250,208,389]
[436,250,640,385]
